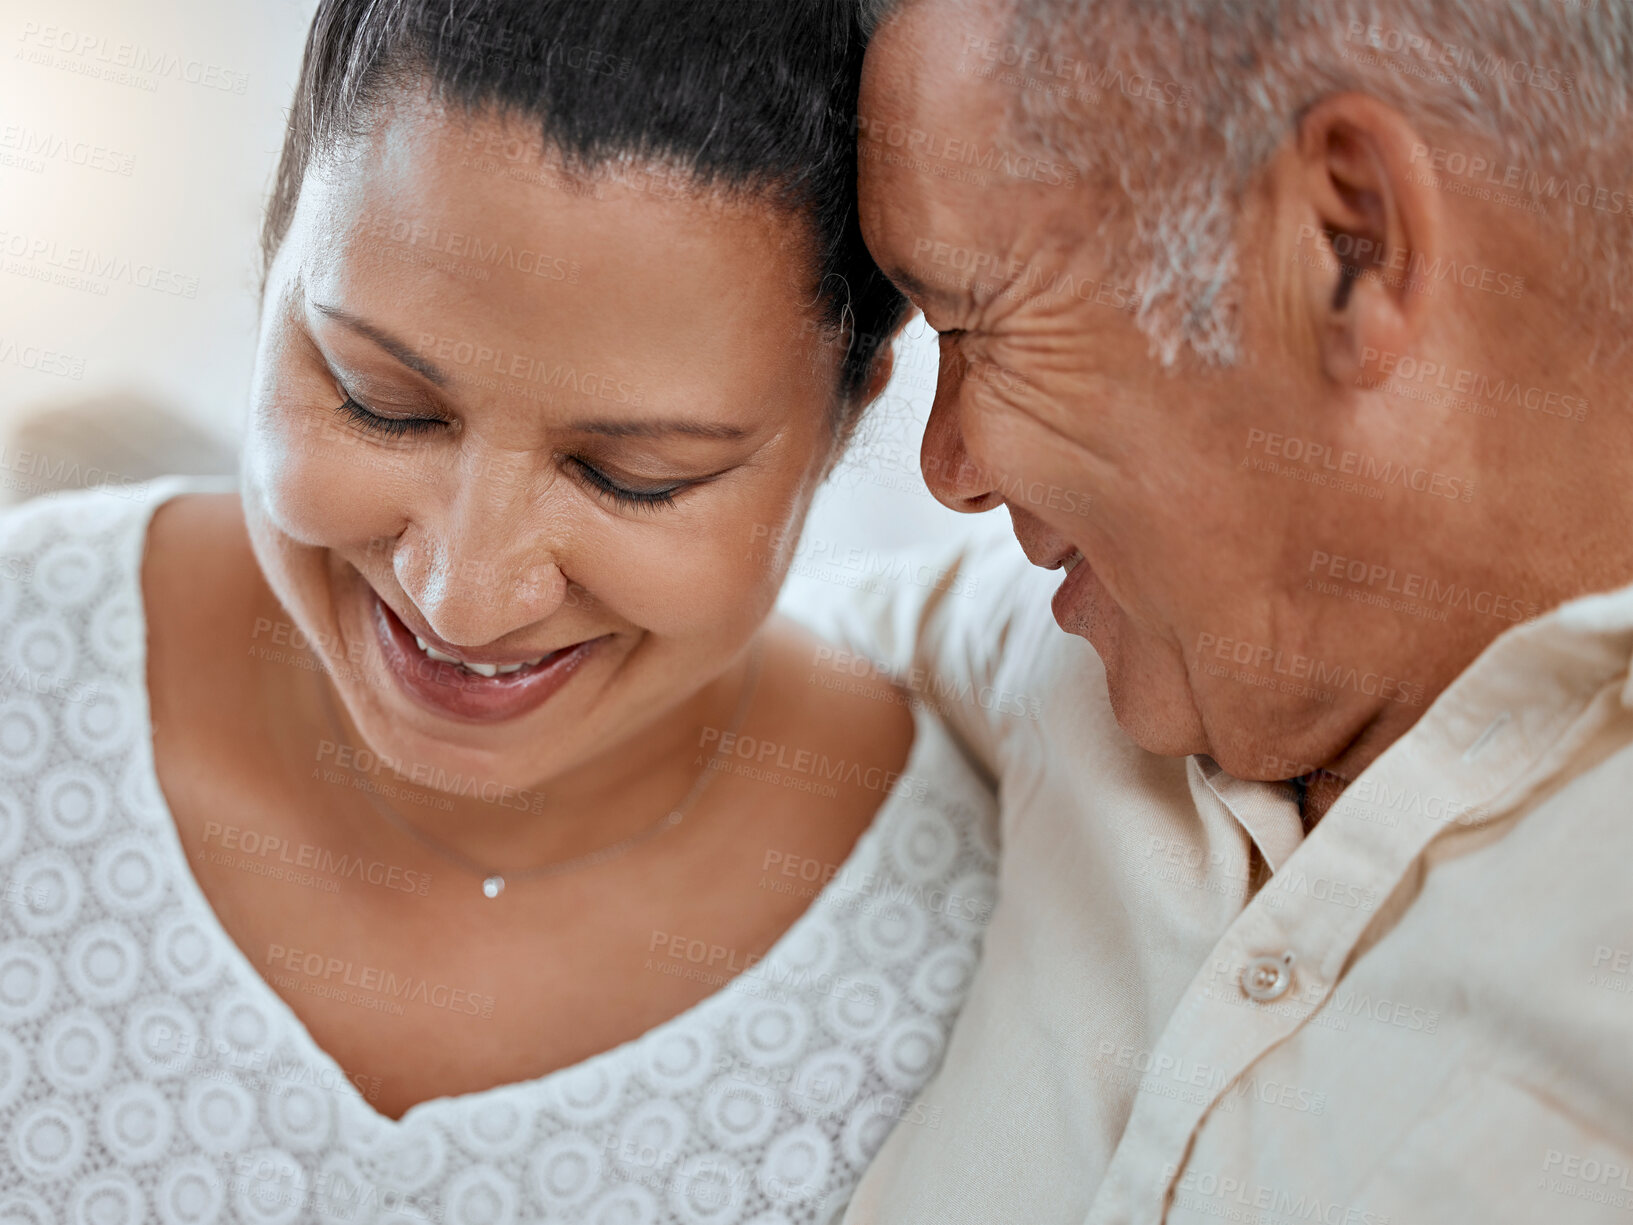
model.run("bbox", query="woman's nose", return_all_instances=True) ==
[392,456,571,646]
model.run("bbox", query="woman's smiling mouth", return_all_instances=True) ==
[408,632,554,676]
[369,589,605,723]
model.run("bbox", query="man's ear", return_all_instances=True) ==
[1287,93,1443,391]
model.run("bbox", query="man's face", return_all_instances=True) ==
[858,3,1478,774]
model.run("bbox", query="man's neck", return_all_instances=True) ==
[1295,696,1434,827]
[1298,768,1348,828]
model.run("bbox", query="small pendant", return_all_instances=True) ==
[481,875,505,899]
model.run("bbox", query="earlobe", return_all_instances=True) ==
[1292,93,1441,394]
[1319,249,1411,394]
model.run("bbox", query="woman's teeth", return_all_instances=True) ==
[412,634,546,678]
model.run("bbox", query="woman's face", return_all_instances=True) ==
[242,93,851,790]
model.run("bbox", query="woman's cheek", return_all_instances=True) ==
[571,510,782,644]
[248,397,403,552]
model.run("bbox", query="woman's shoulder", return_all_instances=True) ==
[0,477,230,618]
[0,483,142,578]
[0,490,216,1012]
[0,479,225,699]
[759,613,999,848]
[0,485,158,704]
[761,613,915,769]
[526,632,1000,1204]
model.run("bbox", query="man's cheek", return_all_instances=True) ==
[953,398,1018,485]
[980,396,1100,516]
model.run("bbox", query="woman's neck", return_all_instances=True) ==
[274,627,763,879]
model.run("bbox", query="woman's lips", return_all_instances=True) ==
[369,590,601,723]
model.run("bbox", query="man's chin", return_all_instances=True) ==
[1102,674,1213,759]
[1067,605,1214,759]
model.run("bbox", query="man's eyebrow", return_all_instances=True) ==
[569,419,751,441]
[310,301,448,387]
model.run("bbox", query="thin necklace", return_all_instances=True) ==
[314,641,765,899]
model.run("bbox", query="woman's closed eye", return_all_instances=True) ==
[333,391,446,438]
[565,457,686,511]
[330,387,694,511]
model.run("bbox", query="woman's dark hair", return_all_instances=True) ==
[261,0,908,418]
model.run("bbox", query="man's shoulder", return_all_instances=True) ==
[793,526,1077,676]
[784,524,1127,789]
[882,529,1109,730]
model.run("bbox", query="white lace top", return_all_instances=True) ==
[0,476,999,1225]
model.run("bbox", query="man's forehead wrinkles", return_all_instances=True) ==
[860,96,1099,323]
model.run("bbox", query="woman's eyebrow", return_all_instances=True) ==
[310,300,449,387]
[570,420,751,441]
[311,300,750,439]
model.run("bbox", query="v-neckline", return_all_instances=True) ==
[125,475,930,1132]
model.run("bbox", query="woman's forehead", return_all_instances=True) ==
[278,113,835,433]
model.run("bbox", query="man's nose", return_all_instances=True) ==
[393,454,570,645]
[920,357,1004,514]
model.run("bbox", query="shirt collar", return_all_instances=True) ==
[1188,755,1304,875]
[1187,574,1633,865]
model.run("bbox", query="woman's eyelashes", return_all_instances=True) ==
[329,388,692,512]
[565,457,683,511]
[334,392,445,437]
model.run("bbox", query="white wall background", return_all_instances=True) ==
[0,0,1010,614]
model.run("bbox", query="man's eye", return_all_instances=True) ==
[333,394,444,437]
[567,457,684,511]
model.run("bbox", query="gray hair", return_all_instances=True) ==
[869,0,1632,367]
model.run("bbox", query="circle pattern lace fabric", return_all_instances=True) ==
[0,479,999,1225]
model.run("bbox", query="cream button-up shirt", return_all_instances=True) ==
[804,536,1633,1225]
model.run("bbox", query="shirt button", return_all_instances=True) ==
[1241,951,1296,1002]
